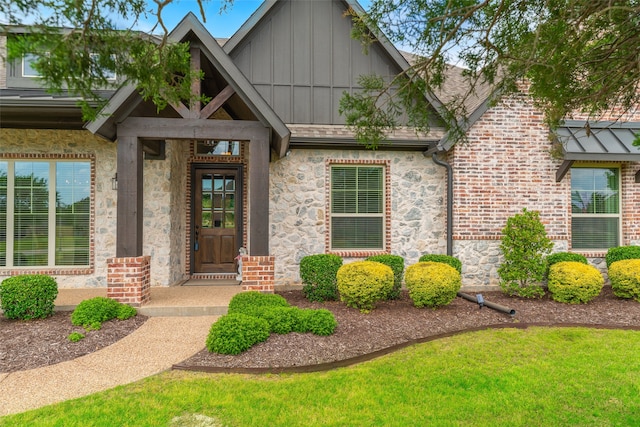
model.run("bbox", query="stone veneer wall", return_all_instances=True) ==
[269,149,447,286]
[451,91,640,287]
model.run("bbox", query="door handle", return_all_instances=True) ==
[194,225,199,251]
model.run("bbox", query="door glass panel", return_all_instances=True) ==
[202,212,212,228]
[202,193,212,209]
[214,193,222,209]
[225,194,235,209]
[202,175,212,191]
[214,212,222,228]
[214,177,224,191]
[225,213,235,228]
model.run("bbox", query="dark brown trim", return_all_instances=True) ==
[556,159,574,182]
[116,136,144,257]
[248,132,270,256]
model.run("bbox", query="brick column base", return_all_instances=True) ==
[241,255,275,293]
[107,256,151,307]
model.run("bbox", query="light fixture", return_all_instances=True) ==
[111,173,118,191]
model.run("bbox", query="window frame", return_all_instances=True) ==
[0,158,93,270]
[326,160,391,256]
[570,164,622,252]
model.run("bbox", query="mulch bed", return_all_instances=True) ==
[2,287,639,374]
[0,312,148,373]
[177,287,640,373]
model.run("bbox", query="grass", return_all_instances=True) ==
[2,327,639,426]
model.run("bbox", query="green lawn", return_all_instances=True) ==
[2,327,639,426]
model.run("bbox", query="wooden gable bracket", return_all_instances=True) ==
[556,160,574,182]
[168,46,204,119]
[200,85,236,119]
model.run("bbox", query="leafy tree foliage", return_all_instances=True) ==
[345,0,640,147]
[1,0,233,120]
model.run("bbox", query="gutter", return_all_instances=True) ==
[428,148,453,256]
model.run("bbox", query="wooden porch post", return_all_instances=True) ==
[116,135,144,257]
[249,130,270,256]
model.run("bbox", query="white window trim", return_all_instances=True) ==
[570,164,622,252]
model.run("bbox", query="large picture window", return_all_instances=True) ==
[571,166,620,250]
[0,160,91,268]
[330,165,384,250]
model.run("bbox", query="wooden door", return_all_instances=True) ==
[193,167,241,273]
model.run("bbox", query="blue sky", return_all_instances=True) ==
[137,0,372,38]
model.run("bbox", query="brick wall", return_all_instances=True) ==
[241,255,275,292]
[107,256,151,306]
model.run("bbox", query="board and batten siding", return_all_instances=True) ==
[228,0,402,125]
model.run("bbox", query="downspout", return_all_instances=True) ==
[431,151,453,256]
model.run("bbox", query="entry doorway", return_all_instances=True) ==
[192,165,242,273]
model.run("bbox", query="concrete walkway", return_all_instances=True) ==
[0,285,242,417]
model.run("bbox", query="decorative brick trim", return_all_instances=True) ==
[325,159,392,255]
[241,255,275,293]
[107,256,151,307]
[453,235,569,241]
[190,273,237,281]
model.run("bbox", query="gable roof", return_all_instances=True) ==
[86,12,291,157]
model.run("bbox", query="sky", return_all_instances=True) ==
[135,0,372,38]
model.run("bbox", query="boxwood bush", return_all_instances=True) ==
[606,246,640,268]
[608,259,640,302]
[405,262,461,309]
[366,254,404,299]
[227,291,289,315]
[0,274,58,320]
[418,254,462,273]
[301,308,338,336]
[337,261,394,313]
[547,261,603,304]
[206,313,271,355]
[300,254,343,302]
[71,297,137,330]
[547,252,588,268]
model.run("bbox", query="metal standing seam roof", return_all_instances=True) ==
[556,120,640,161]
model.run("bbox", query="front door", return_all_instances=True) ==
[193,167,242,273]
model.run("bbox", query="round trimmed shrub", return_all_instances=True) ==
[366,254,404,300]
[300,254,343,302]
[418,254,462,273]
[257,306,301,334]
[337,261,394,313]
[405,262,461,309]
[0,274,58,320]
[206,313,270,355]
[606,246,640,268]
[547,252,588,268]
[608,259,640,302]
[547,261,603,304]
[71,297,137,330]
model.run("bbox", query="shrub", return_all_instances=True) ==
[300,254,343,302]
[547,261,604,304]
[300,308,338,336]
[206,313,270,355]
[606,246,640,268]
[405,262,461,309]
[0,274,58,320]
[608,259,640,302]
[337,261,394,313]
[256,306,301,334]
[366,254,404,299]
[498,208,553,298]
[547,252,588,268]
[227,291,290,317]
[68,332,85,342]
[71,297,137,330]
[418,254,462,273]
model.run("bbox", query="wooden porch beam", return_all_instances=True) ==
[118,117,269,141]
[200,85,236,119]
[116,135,144,257]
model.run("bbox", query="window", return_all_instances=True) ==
[571,166,620,250]
[0,160,91,268]
[22,53,42,77]
[90,53,117,80]
[195,140,241,156]
[330,165,384,250]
